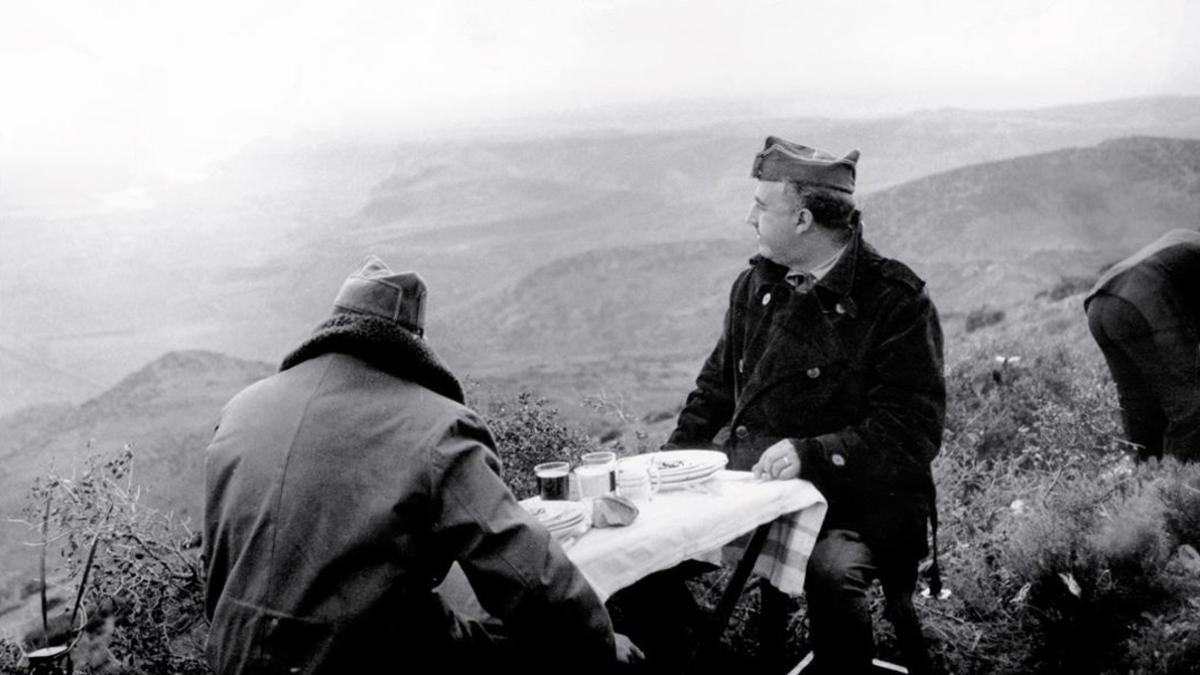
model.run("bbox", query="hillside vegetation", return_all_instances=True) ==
[3,292,1200,674]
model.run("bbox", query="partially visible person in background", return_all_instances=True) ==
[1086,228,1200,462]
[203,256,641,674]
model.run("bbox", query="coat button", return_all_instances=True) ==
[835,303,846,315]
[762,293,772,306]
[806,367,821,379]
[831,453,846,467]
[735,425,749,439]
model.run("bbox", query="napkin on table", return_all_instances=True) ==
[591,494,639,528]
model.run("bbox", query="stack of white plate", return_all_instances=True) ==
[647,450,728,490]
[523,500,589,539]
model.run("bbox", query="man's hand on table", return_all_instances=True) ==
[614,632,645,666]
[752,439,801,480]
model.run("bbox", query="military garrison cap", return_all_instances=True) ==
[333,255,427,336]
[751,136,860,194]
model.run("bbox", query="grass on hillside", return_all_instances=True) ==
[3,300,1200,674]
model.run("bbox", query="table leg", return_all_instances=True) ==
[760,582,788,673]
[683,522,772,674]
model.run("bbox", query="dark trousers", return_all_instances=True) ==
[804,529,931,675]
[1087,294,1200,461]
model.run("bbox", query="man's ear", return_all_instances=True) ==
[795,208,814,234]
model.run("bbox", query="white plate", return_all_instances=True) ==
[648,449,727,472]
[657,464,724,481]
[657,471,722,491]
[551,519,590,541]
[659,465,723,483]
[523,499,587,528]
[644,450,728,477]
[545,513,586,532]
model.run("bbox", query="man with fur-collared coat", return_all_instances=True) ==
[667,138,945,675]
[204,257,641,675]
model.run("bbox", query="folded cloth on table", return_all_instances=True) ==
[592,494,639,528]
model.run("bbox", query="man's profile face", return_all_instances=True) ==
[746,180,805,266]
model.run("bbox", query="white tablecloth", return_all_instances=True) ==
[437,472,826,618]
[537,470,827,601]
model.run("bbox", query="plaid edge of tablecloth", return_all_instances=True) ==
[720,498,827,596]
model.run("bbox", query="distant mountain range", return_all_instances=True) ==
[434,135,1200,367]
[864,135,1200,311]
[4,96,1200,417]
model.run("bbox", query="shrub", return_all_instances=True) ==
[1001,473,1184,673]
[13,446,207,674]
[1159,461,1200,548]
[1120,602,1200,675]
[480,391,602,499]
[0,640,23,673]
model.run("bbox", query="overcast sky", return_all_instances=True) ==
[2,0,1199,199]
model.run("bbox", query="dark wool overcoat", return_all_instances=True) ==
[668,229,946,565]
[203,313,614,675]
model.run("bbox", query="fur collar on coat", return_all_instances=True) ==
[280,312,465,403]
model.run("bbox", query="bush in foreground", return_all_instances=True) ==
[1,447,206,674]
[478,391,603,499]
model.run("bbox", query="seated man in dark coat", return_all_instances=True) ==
[664,137,946,675]
[1085,228,1200,462]
[203,257,642,674]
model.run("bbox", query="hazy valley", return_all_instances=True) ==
[5,95,1200,416]
[2,95,1200,584]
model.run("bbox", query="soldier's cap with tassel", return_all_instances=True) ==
[332,255,427,337]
